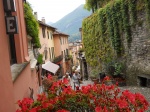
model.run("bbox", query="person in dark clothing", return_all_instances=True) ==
[69,72,72,78]
[99,72,106,82]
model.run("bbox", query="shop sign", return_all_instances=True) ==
[3,0,16,12]
[5,16,18,34]
[3,0,18,34]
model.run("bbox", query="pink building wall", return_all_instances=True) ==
[31,70,40,97]
[53,34,69,57]
[0,0,40,111]
[53,33,70,75]
[0,0,15,111]
[53,35,61,57]
[12,0,40,110]
[61,37,69,54]
[61,35,70,74]
[13,65,39,110]
[13,0,29,63]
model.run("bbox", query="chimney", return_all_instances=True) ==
[41,17,45,23]
[34,12,38,20]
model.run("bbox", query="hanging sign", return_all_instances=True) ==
[5,16,18,34]
[3,0,16,12]
[3,0,18,34]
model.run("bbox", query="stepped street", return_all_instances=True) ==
[70,78,150,108]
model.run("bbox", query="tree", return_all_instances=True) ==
[84,0,112,13]
[84,0,98,13]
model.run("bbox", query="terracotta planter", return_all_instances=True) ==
[92,78,99,84]
[104,80,116,85]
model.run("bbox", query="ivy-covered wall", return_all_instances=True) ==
[82,0,150,85]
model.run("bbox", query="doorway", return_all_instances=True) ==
[138,76,147,87]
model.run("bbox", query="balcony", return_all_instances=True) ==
[65,55,72,61]
[52,55,63,64]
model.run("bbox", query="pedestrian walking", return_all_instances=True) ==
[69,72,72,78]
[72,70,81,90]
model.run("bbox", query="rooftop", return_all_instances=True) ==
[38,20,56,31]
[53,31,69,36]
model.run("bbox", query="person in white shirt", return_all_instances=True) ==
[72,70,81,90]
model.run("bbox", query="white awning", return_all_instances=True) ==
[42,61,59,74]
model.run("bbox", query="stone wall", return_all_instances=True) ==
[125,10,150,86]
[85,10,150,87]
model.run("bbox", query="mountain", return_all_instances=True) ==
[51,4,92,42]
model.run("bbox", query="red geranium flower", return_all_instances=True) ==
[95,106,102,112]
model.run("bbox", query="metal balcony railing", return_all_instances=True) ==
[65,55,72,61]
[52,55,63,63]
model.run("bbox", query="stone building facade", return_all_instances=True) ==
[124,10,150,87]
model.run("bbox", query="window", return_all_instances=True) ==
[51,47,54,59]
[49,48,51,60]
[60,37,62,45]
[45,50,47,60]
[64,50,66,57]
[61,51,63,57]
[42,27,45,38]
[62,38,63,44]
[50,32,53,40]
[8,35,17,64]
[61,38,63,45]
[47,31,49,39]
[66,49,69,55]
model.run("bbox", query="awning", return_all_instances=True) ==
[42,61,59,74]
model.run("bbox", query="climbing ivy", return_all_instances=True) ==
[112,1,122,55]
[82,14,100,66]
[82,8,114,67]
[144,0,150,27]
[121,0,132,46]
[128,0,137,26]
[105,4,114,49]
[24,2,41,48]
[82,0,148,68]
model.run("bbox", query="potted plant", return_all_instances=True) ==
[106,61,126,86]
[37,54,43,65]
[90,69,99,84]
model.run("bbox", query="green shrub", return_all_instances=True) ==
[24,2,41,48]
[90,68,99,79]
[37,54,43,64]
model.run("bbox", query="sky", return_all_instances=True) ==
[27,0,85,23]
